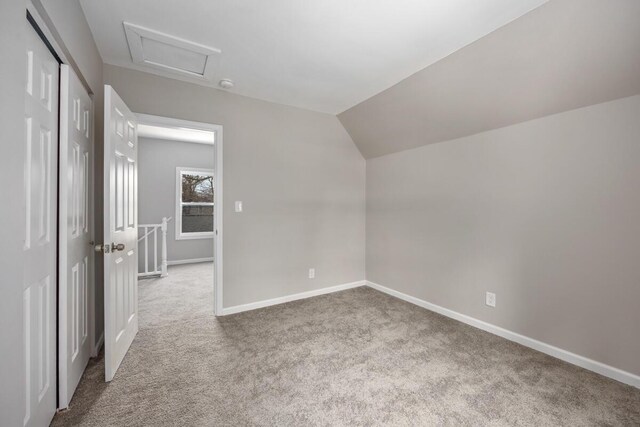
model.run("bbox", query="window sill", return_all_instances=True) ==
[176,233,214,241]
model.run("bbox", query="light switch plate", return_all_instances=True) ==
[235,201,243,213]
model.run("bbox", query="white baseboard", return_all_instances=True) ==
[91,332,104,358]
[222,280,366,315]
[167,257,214,266]
[366,281,639,389]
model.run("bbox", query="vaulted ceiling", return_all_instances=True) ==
[80,0,640,159]
[79,0,547,114]
[339,0,640,158]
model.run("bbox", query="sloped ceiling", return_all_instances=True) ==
[339,0,640,159]
[80,0,547,114]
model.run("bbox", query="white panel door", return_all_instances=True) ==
[23,22,58,427]
[103,85,138,382]
[58,64,94,408]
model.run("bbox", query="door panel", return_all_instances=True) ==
[24,22,58,427]
[59,64,94,408]
[104,85,138,382]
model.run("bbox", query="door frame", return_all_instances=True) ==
[136,113,224,316]
[26,0,97,409]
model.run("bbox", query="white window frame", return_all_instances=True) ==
[175,167,215,240]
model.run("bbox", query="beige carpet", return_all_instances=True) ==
[53,263,640,426]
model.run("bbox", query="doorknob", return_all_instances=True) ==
[94,243,124,253]
[111,243,125,252]
[94,243,109,253]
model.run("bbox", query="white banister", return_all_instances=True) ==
[161,217,168,277]
[138,217,172,279]
[153,226,158,274]
[144,225,149,275]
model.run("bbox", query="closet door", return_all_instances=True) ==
[58,64,94,408]
[23,20,59,427]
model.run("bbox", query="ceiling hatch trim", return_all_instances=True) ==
[123,22,221,81]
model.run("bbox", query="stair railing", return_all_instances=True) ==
[138,217,172,278]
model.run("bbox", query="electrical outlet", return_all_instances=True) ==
[308,268,315,279]
[485,292,496,307]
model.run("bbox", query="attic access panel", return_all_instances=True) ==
[124,22,221,80]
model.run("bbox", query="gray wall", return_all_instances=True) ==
[0,1,28,423]
[138,137,214,266]
[104,64,366,308]
[366,95,640,375]
[0,0,103,423]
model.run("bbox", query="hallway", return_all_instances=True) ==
[52,262,217,425]
[137,262,214,329]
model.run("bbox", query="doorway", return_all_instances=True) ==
[135,114,223,317]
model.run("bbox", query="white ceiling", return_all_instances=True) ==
[80,0,547,114]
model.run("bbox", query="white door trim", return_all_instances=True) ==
[136,114,224,316]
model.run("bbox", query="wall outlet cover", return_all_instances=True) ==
[486,292,496,307]
[308,268,315,279]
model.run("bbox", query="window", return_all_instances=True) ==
[176,167,214,239]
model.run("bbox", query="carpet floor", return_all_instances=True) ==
[52,263,640,426]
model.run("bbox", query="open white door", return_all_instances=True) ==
[102,85,138,382]
[58,64,94,407]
